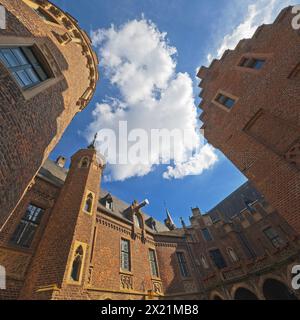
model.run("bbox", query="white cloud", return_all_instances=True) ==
[88,19,218,181]
[163,144,218,180]
[207,0,291,62]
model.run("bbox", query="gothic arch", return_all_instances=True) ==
[79,156,90,168]
[231,284,259,300]
[262,278,298,300]
[210,291,225,300]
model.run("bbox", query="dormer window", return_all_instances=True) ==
[106,200,113,211]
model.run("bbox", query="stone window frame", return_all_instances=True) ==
[176,251,191,279]
[235,52,273,74]
[82,190,95,216]
[227,247,239,263]
[0,36,62,101]
[212,90,239,112]
[201,227,213,242]
[67,240,88,286]
[148,247,160,279]
[262,225,285,249]
[120,237,132,273]
[9,203,45,249]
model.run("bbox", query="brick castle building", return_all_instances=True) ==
[0,0,98,229]
[0,142,299,300]
[0,2,299,300]
[197,6,300,233]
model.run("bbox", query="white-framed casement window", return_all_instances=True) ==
[120,239,131,272]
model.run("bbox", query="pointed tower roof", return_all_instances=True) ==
[88,132,98,150]
[164,208,176,231]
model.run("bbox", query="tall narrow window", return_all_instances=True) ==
[70,245,84,282]
[215,93,236,109]
[227,248,239,262]
[263,227,284,248]
[239,57,265,70]
[176,252,190,278]
[201,228,213,241]
[209,249,227,270]
[84,193,93,214]
[0,47,49,89]
[121,239,131,271]
[149,249,159,277]
[10,204,44,248]
[201,255,209,269]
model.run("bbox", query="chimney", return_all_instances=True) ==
[56,156,66,168]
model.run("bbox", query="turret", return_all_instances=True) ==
[20,143,105,299]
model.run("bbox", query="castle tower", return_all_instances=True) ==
[0,0,99,229]
[197,7,300,232]
[20,144,105,299]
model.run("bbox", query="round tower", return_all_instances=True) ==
[0,0,99,229]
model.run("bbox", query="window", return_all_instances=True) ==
[215,93,236,109]
[239,57,265,70]
[121,239,131,271]
[0,47,49,89]
[176,252,190,278]
[80,157,89,168]
[263,227,284,248]
[209,249,227,270]
[70,245,84,282]
[201,228,213,241]
[201,255,209,269]
[133,214,143,229]
[149,249,159,277]
[84,193,93,214]
[10,204,44,248]
[227,248,239,262]
[105,200,113,211]
[34,7,59,24]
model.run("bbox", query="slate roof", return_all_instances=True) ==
[38,159,170,234]
[206,181,264,222]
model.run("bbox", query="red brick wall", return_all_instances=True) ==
[198,7,300,233]
[0,0,98,229]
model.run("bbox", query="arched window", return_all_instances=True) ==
[133,214,143,229]
[201,255,209,269]
[70,246,84,282]
[228,248,239,262]
[84,193,93,213]
[80,157,89,168]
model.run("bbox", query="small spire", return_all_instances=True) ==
[180,217,186,229]
[164,207,176,231]
[88,132,98,150]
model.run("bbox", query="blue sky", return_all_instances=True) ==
[50,0,293,226]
